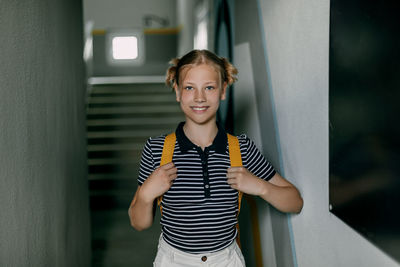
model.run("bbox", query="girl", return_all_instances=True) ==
[128,49,303,266]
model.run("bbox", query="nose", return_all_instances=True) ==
[194,89,206,102]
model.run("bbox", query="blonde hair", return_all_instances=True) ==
[165,50,238,88]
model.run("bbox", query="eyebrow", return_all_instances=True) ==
[184,81,218,85]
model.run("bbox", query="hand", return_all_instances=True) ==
[226,167,265,196]
[140,162,177,203]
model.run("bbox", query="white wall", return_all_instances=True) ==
[83,0,176,29]
[234,1,296,266]
[234,42,278,267]
[0,0,90,266]
[258,0,399,266]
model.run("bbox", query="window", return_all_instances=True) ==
[112,36,138,60]
[106,29,144,66]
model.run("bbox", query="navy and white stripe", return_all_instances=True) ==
[138,122,275,254]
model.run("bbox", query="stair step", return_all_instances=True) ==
[90,189,135,197]
[87,116,183,127]
[88,95,176,104]
[88,143,143,152]
[87,129,169,138]
[89,178,136,190]
[88,102,175,108]
[88,76,165,85]
[89,83,169,94]
[88,158,141,165]
[87,136,149,145]
[88,164,139,174]
[87,105,181,115]
[87,112,183,120]
[88,91,171,98]
[90,195,133,210]
[87,124,178,132]
[88,150,142,160]
[88,174,135,181]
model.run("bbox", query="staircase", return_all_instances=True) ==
[86,82,184,267]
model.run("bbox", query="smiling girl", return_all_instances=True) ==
[128,49,303,267]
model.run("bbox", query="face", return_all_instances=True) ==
[175,64,227,127]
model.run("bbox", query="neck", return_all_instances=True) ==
[183,120,218,150]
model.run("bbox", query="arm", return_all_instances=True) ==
[128,162,177,231]
[128,186,154,231]
[260,172,303,213]
[227,168,303,213]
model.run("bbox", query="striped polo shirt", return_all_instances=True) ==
[138,122,276,254]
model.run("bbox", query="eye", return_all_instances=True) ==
[184,86,193,90]
[205,86,215,90]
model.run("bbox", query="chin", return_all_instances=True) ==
[185,116,217,126]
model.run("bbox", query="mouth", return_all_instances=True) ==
[191,106,208,112]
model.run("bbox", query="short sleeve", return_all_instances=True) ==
[137,138,155,185]
[240,135,276,181]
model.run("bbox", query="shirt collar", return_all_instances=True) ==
[175,121,227,154]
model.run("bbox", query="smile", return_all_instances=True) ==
[191,106,208,111]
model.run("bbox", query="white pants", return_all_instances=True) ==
[153,236,246,267]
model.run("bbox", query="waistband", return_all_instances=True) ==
[158,235,238,265]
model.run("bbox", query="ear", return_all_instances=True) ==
[220,82,228,100]
[174,83,180,102]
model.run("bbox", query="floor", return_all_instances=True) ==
[86,83,183,266]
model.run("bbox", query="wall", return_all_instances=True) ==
[234,0,295,266]
[177,0,195,56]
[234,42,279,267]
[83,0,178,77]
[256,0,399,266]
[83,0,176,29]
[91,33,177,76]
[0,0,91,266]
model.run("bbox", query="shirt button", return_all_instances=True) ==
[205,185,209,189]
[201,256,207,262]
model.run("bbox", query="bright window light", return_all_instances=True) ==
[194,20,208,50]
[112,36,138,60]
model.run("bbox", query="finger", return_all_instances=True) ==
[166,166,178,176]
[227,167,243,173]
[160,162,175,169]
[169,173,178,181]
[230,184,238,190]
[166,171,177,182]
[226,177,236,185]
[226,172,236,179]
[227,179,238,189]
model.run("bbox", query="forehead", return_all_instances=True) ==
[179,64,221,83]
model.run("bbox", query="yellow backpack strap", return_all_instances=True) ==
[227,134,242,167]
[227,134,244,212]
[160,133,176,166]
[227,134,244,248]
[157,133,176,213]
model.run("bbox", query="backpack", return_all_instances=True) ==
[156,132,244,246]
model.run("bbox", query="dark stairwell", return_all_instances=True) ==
[86,82,184,266]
